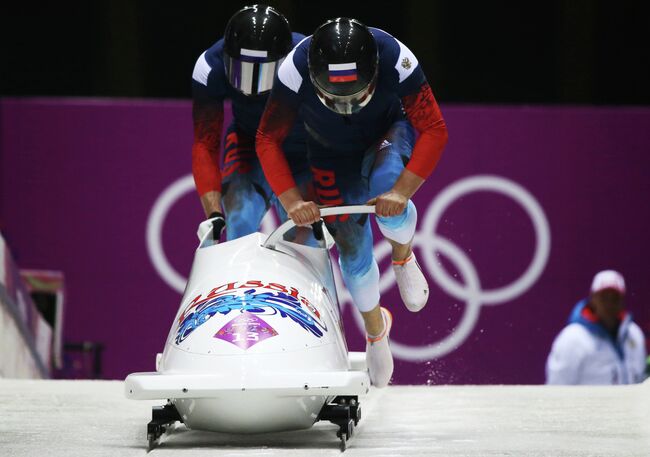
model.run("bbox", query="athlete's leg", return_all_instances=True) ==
[364,120,428,312]
[311,163,379,307]
[311,160,393,386]
[365,120,417,246]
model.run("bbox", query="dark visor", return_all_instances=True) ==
[224,51,284,96]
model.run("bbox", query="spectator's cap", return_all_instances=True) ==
[591,270,626,294]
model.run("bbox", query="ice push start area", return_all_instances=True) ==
[1,379,648,457]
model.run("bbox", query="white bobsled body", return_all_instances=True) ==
[126,208,371,434]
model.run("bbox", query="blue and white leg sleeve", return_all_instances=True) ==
[376,200,418,245]
[341,258,380,313]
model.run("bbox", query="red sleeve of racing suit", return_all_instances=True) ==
[401,82,448,179]
[191,100,224,195]
[256,97,299,196]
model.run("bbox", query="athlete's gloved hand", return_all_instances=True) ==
[197,211,226,241]
[367,190,408,217]
[287,200,321,226]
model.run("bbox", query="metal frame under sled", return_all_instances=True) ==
[147,401,183,450]
[319,395,362,451]
[146,395,363,452]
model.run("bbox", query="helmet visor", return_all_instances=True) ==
[313,77,376,115]
[224,50,283,96]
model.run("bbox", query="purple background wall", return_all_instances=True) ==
[1,98,649,384]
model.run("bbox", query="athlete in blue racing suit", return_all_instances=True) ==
[191,5,310,241]
[257,19,448,386]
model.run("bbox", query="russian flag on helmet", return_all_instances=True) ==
[328,63,358,83]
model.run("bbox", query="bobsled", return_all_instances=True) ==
[125,206,374,450]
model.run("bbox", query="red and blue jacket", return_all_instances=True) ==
[191,33,307,196]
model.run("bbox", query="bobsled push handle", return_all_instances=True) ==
[263,205,376,250]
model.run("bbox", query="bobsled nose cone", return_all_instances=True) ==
[366,307,394,388]
[392,252,428,312]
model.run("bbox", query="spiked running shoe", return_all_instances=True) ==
[366,307,394,388]
[392,252,428,312]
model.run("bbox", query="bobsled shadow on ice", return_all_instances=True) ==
[125,205,376,451]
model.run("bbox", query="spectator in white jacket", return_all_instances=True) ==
[546,270,647,385]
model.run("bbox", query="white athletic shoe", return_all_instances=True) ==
[366,307,394,388]
[392,252,429,312]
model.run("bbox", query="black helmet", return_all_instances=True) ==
[223,4,293,96]
[308,18,378,115]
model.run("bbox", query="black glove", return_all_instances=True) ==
[208,211,226,241]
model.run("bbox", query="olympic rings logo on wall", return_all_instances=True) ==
[146,174,551,362]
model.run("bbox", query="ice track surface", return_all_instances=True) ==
[1,379,649,457]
